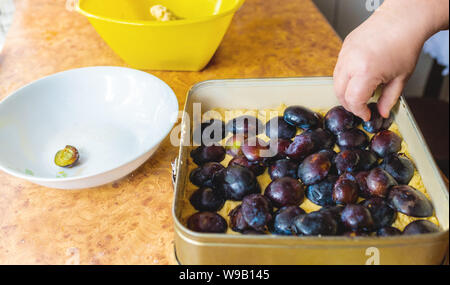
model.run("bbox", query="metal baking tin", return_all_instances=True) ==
[172,77,449,265]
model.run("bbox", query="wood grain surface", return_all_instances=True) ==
[0,0,341,264]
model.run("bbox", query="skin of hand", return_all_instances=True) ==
[333,0,449,121]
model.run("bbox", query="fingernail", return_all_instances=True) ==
[363,112,370,122]
[380,110,389,119]
[378,106,390,119]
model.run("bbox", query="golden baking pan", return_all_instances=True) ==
[172,77,449,265]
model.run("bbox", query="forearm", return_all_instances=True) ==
[375,0,449,42]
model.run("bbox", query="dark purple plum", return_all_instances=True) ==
[376,226,402,237]
[224,135,246,157]
[264,177,305,207]
[324,106,361,135]
[187,212,227,233]
[284,129,335,162]
[241,138,269,162]
[306,175,338,206]
[228,155,266,176]
[381,112,394,130]
[403,220,439,235]
[360,197,397,229]
[265,138,292,161]
[333,173,359,204]
[370,130,402,157]
[190,145,226,165]
[354,149,378,171]
[241,194,273,232]
[193,119,226,145]
[341,204,374,232]
[355,171,371,198]
[293,211,338,236]
[284,106,322,130]
[306,128,336,150]
[387,185,434,217]
[320,205,345,234]
[265,116,297,139]
[226,115,263,137]
[362,103,384,133]
[380,153,415,185]
[318,149,337,161]
[189,162,225,187]
[189,187,225,212]
[366,167,398,198]
[268,159,299,180]
[298,152,332,185]
[320,205,344,219]
[189,168,204,186]
[334,149,360,174]
[285,133,316,161]
[271,206,306,235]
[336,128,369,150]
[229,205,250,233]
[212,165,260,201]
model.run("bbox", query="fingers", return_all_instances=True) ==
[377,77,405,118]
[343,75,380,121]
[333,60,350,110]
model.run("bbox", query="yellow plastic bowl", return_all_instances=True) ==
[77,0,245,71]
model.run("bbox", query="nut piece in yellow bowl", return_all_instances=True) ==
[150,4,180,21]
[76,0,245,71]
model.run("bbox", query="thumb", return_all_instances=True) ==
[344,75,380,121]
[377,77,405,118]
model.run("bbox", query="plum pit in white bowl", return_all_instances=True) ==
[0,66,178,189]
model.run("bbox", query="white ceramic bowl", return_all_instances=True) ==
[0,66,178,189]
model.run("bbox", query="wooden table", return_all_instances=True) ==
[0,0,341,264]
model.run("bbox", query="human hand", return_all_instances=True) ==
[333,0,449,121]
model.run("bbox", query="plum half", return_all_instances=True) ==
[241,194,273,232]
[360,197,397,229]
[189,162,225,187]
[190,145,226,165]
[284,105,322,130]
[380,153,415,185]
[271,206,306,235]
[333,173,359,204]
[336,128,369,150]
[366,167,398,198]
[187,212,227,233]
[402,220,439,235]
[387,185,434,217]
[370,130,402,157]
[264,177,305,207]
[265,116,297,139]
[268,159,299,180]
[189,187,225,212]
[298,152,332,185]
[212,165,260,201]
[293,211,338,236]
[340,204,374,232]
[306,175,338,207]
[226,115,263,137]
[324,106,361,135]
